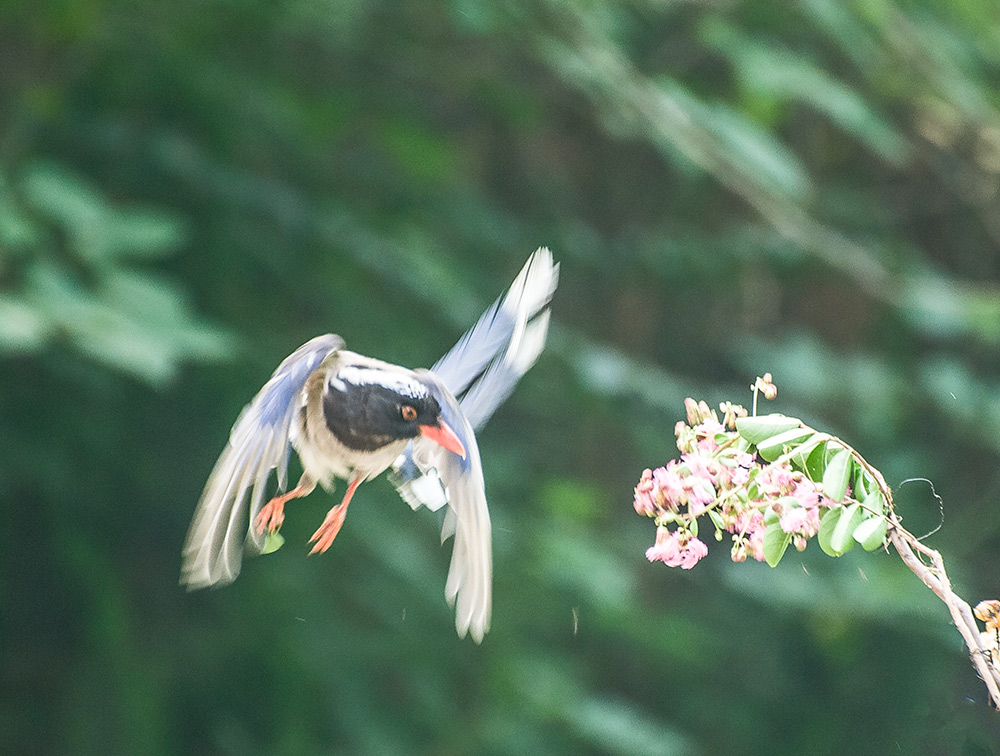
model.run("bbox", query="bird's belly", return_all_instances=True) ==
[293,426,409,490]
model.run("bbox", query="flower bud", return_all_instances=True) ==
[753,373,778,400]
[720,401,747,429]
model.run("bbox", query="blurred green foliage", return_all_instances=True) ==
[0,162,229,382]
[2,0,999,754]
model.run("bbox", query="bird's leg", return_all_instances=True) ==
[255,479,315,536]
[308,477,362,555]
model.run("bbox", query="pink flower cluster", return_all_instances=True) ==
[633,457,718,519]
[646,526,708,569]
[730,465,828,561]
[727,508,766,563]
[634,396,835,568]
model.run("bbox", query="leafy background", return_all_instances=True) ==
[3,1,1000,754]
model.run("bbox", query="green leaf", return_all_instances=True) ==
[568,696,696,756]
[746,467,761,500]
[800,440,829,481]
[853,470,869,501]
[23,162,103,232]
[701,99,812,200]
[762,520,792,567]
[818,505,862,558]
[829,502,863,554]
[0,295,51,352]
[0,182,40,248]
[21,161,186,263]
[853,516,887,551]
[756,427,816,462]
[95,209,188,261]
[818,507,841,557]
[729,36,908,163]
[261,531,285,555]
[861,486,885,517]
[708,509,726,533]
[822,447,853,502]
[736,414,803,445]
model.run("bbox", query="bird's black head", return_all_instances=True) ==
[323,365,444,452]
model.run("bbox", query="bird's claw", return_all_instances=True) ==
[308,502,349,555]
[255,499,285,536]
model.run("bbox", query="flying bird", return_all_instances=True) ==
[181,248,558,642]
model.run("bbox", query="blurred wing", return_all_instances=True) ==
[181,334,344,590]
[392,375,492,643]
[390,249,557,639]
[458,308,551,430]
[431,247,558,427]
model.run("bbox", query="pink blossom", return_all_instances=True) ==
[652,464,686,508]
[646,527,709,569]
[694,419,726,451]
[681,452,717,485]
[726,508,767,563]
[778,506,820,537]
[730,508,764,536]
[685,476,717,515]
[778,506,808,534]
[646,526,682,564]
[747,526,766,562]
[647,453,718,514]
[719,450,755,488]
[756,464,795,496]
[633,468,658,517]
[792,479,819,509]
[678,536,709,568]
[732,467,751,487]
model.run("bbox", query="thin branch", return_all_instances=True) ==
[831,444,1000,707]
[863,466,1000,708]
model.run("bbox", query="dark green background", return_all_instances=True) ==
[2,1,999,753]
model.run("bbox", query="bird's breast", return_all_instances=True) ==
[293,381,410,489]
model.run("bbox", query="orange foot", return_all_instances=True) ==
[308,502,349,554]
[255,499,285,535]
[308,477,362,555]
[255,484,309,535]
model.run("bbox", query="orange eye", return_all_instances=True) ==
[400,405,418,422]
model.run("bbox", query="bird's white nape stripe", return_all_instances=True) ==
[334,365,428,399]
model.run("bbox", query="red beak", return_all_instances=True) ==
[419,421,467,459]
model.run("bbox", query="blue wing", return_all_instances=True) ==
[389,249,558,641]
[430,247,558,428]
[181,334,344,590]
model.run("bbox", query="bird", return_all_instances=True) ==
[180,248,558,642]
